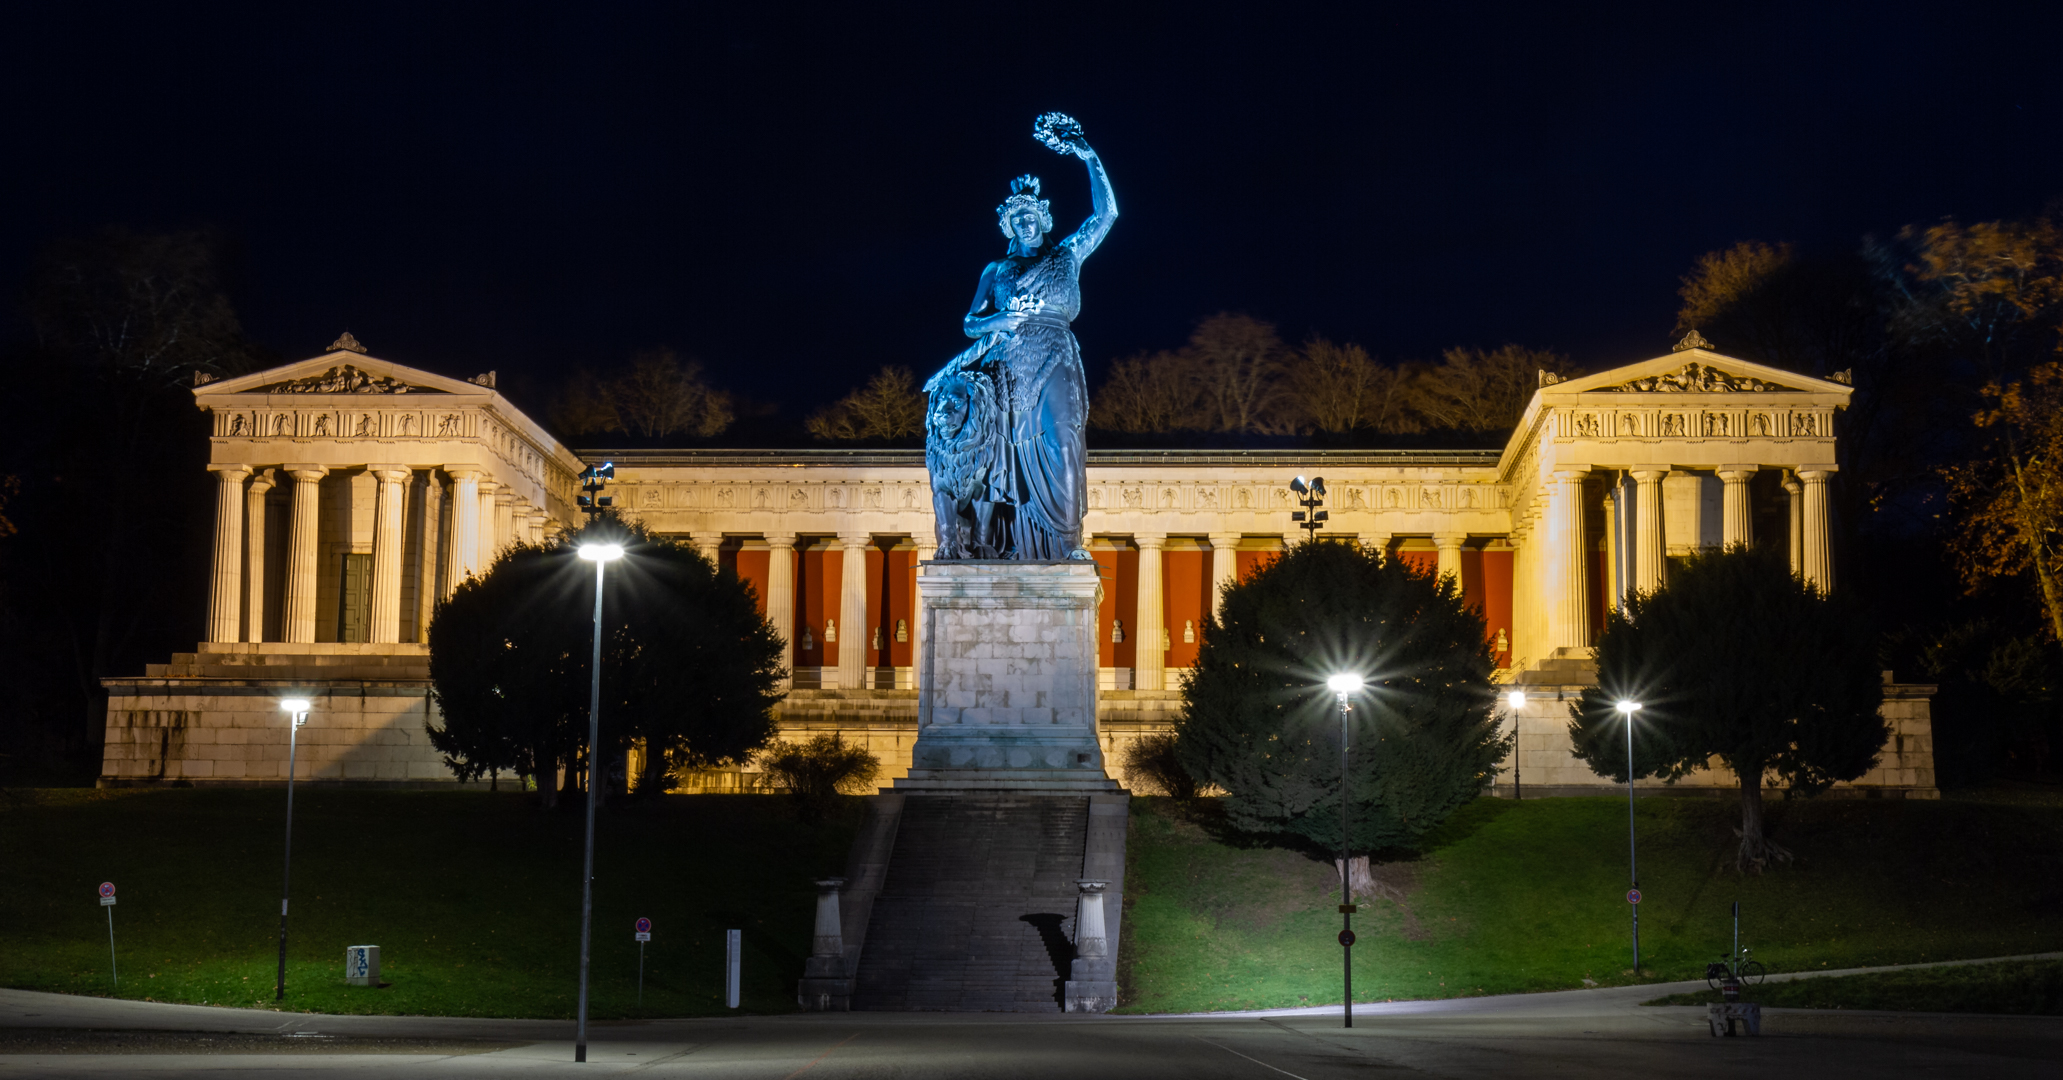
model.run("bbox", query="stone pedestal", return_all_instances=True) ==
[896,561,1118,793]
[1064,879,1117,1012]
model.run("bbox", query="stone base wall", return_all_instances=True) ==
[105,646,1936,800]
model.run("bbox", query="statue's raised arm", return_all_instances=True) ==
[1036,112,1118,260]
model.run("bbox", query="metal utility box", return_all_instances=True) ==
[345,945,380,987]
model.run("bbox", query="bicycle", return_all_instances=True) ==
[1705,945,1767,990]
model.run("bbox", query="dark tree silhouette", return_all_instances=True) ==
[428,517,786,805]
[1572,547,1886,872]
[1177,540,1507,854]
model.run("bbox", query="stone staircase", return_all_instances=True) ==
[145,644,430,683]
[851,795,1092,1011]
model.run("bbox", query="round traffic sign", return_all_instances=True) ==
[1338,929,1356,948]
[635,917,651,933]
[1626,889,1642,905]
[98,882,115,898]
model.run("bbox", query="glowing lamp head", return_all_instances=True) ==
[279,698,311,714]
[1507,690,1526,710]
[1327,673,1364,695]
[578,543,625,563]
[1615,700,1642,716]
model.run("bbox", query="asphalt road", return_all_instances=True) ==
[3,973,2058,1079]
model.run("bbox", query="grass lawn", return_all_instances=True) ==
[1115,794,2063,1014]
[1644,958,2063,1015]
[0,788,859,1019]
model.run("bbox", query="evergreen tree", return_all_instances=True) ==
[428,517,786,804]
[1572,547,1886,872]
[1177,540,1507,853]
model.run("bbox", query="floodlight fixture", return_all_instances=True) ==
[578,544,625,563]
[1327,673,1363,695]
[1616,700,1642,716]
[1291,475,1309,494]
[279,698,311,714]
[1507,690,1526,710]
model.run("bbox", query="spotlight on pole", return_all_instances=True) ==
[274,697,312,1001]
[574,539,625,1062]
[1291,476,1330,542]
[1615,699,1644,973]
[1327,670,1364,1028]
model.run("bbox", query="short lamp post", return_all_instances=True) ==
[274,697,311,1002]
[1327,671,1363,1028]
[1616,699,1643,974]
[1505,690,1526,800]
[573,542,624,1063]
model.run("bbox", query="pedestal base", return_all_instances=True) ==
[895,562,1118,795]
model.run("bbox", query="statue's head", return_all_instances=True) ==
[996,174,1053,245]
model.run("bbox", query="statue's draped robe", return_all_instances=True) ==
[984,240,1089,559]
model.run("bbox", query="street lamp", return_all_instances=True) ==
[1326,671,1363,1028]
[573,542,624,1063]
[1616,699,1643,973]
[1505,690,1526,800]
[274,697,311,1001]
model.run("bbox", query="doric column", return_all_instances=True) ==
[764,533,798,687]
[1783,473,1804,576]
[690,531,724,564]
[1208,532,1240,616]
[444,468,481,589]
[837,534,872,690]
[243,469,275,643]
[912,538,935,691]
[1601,487,1619,613]
[412,473,440,641]
[368,466,410,644]
[493,489,515,554]
[1547,470,1591,651]
[1718,466,1757,551]
[1362,532,1392,560]
[282,465,329,644]
[1630,468,1668,595]
[1434,532,1466,586]
[1798,468,1834,592]
[476,480,502,567]
[1134,534,1167,691]
[206,464,253,644]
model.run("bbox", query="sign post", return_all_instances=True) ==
[634,919,651,1006]
[98,883,117,987]
[725,929,741,1009]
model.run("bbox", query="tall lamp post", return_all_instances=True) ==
[573,541,624,1063]
[1327,671,1363,1028]
[274,698,311,1001]
[1505,690,1525,800]
[1616,699,1643,973]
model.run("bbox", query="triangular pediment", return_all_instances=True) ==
[197,350,496,398]
[1552,348,1849,396]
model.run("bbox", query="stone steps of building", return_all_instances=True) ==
[852,795,1089,1012]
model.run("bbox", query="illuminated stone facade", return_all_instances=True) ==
[99,342,1935,797]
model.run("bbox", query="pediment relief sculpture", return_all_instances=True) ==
[265,364,436,395]
[1604,362,1787,394]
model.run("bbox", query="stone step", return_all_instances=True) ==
[852,795,1089,1012]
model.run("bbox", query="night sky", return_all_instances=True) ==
[6,3,2061,423]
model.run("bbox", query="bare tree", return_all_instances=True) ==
[27,226,257,385]
[1282,337,1418,435]
[807,365,926,441]
[612,349,734,438]
[1190,314,1288,434]
[1413,344,1571,433]
[1090,350,1202,433]
[551,349,734,439]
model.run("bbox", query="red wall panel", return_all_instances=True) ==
[1163,549,1209,668]
[1480,548,1514,668]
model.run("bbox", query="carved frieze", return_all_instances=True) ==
[1604,362,1786,394]
[265,364,433,394]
